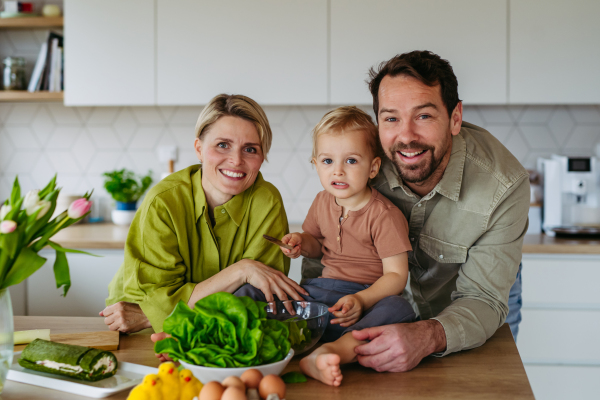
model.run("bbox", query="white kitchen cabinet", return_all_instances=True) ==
[509,0,600,104]
[27,249,124,317]
[156,0,328,105]
[518,253,600,400]
[330,0,508,105]
[64,0,155,106]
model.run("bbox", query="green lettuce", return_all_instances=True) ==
[154,292,291,368]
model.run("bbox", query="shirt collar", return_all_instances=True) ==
[381,131,467,202]
[193,168,260,226]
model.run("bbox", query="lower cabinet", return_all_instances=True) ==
[519,253,600,400]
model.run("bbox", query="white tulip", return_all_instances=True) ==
[35,200,52,220]
[0,204,11,220]
[24,190,41,216]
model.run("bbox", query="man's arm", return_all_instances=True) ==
[431,175,529,355]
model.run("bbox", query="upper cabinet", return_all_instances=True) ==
[64,0,155,106]
[156,0,328,105]
[509,0,600,104]
[330,0,508,105]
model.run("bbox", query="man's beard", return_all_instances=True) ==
[387,141,445,184]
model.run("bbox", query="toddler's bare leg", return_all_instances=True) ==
[299,333,365,386]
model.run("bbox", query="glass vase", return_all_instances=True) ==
[0,288,13,394]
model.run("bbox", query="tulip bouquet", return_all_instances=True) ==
[0,176,94,296]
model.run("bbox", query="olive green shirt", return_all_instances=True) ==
[303,122,530,356]
[106,165,290,331]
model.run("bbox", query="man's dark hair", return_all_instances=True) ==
[368,50,461,120]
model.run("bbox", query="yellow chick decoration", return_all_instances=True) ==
[179,369,204,400]
[128,374,164,400]
[158,362,181,400]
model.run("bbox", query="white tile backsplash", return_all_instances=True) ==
[1,103,600,222]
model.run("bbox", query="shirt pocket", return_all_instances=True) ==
[419,234,468,264]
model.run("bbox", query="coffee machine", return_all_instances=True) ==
[538,155,600,236]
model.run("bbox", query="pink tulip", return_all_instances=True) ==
[0,220,17,234]
[68,198,92,219]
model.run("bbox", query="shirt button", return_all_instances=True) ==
[439,254,444,259]
[418,204,422,207]
[221,209,226,214]
[337,237,340,241]
[337,225,340,228]
[410,237,415,241]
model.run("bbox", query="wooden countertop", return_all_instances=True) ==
[52,223,600,254]
[5,317,534,400]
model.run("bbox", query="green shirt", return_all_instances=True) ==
[106,165,290,331]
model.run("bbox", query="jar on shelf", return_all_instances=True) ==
[2,57,27,91]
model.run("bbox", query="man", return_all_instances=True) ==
[303,50,529,372]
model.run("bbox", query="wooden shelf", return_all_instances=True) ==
[0,91,63,102]
[0,16,63,29]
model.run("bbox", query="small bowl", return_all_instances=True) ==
[179,349,294,384]
[266,300,328,355]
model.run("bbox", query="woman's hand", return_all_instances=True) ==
[280,232,303,259]
[329,294,363,327]
[241,259,308,302]
[100,302,152,333]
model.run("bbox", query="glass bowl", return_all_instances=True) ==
[265,300,328,355]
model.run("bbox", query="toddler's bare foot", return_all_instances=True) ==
[300,352,343,386]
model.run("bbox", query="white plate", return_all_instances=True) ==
[7,351,157,398]
[180,349,294,383]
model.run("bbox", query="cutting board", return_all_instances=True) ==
[14,331,120,352]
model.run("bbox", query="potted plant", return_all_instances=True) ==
[103,169,152,226]
[0,176,94,393]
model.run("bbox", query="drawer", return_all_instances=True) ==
[518,309,600,363]
[524,365,600,400]
[522,255,600,307]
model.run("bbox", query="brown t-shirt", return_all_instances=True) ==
[302,187,412,285]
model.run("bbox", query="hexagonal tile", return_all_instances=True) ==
[30,155,56,188]
[301,106,334,125]
[462,106,485,126]
[169,107,201,125]
[31,107,56,146]
[88,126,122,150]
[508,106,526,122]
[8,174,37,194]
[263,106,288,125]
[128,151,159,175]
[155,131,177,148]
[175,150,199,172]
[260,150,292,175]
[299,175,323,202]
[548,107,575,146]
[87,107,119,125]
[0,104,13,125]
[56,175,83,195]
[115,153,136,171]
[128,126,163,150]
[112,108,138,146]
[47,126,83,150]
[281,107,310,147]
[158,106,177,122]
[46,104,81,125]
[269,125,292,151]
[281,153,309,197]
[522,150,556,171]
[519,126,558,151]
[4,150,41,174]
[289,201,313,224]
[131,106,165,125]
[71,133,97,171]
[519,106,554,124]
[75,107,94,123]
[479,106,514,125]
[87,151,124,174]
[5,104,39,124]
[568,106,600,124]
[504,130,529,164]
[5,126,40,149]
[485,125,514,144]
[169,125,195,148]
[564,126,600,150]
[0,175,13,204]
[47,151,81,173]
[0,132,15,170]
[260,174,292,201]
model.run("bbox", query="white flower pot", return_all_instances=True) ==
[111,209,136,226]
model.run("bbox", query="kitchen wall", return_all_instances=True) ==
[1,102,600,223]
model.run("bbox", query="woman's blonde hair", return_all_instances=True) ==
[311,106,381,162]
[195,94,273,161]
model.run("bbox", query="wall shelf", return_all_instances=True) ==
[0,16,63,29]
[0,91,63,102]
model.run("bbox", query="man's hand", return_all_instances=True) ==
[100,301,152,333]
[352,320,447,372]
[329,294,363,327]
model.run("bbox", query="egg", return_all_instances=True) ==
[222,376,246,392]
[221,386,248,400]
[258,374,286,400]
[240,369,263,389]
[199,381,225,400]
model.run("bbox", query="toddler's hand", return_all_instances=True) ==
[329,294,363,327]
[280,232,303,259]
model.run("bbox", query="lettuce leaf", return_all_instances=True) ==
[154,292,291,368]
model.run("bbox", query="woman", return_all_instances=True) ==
[101,94,307,333]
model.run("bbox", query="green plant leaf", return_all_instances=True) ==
[10,176,20,207]
[0,247,47,289]
[38,174,57,198]
[281,372,308,383]
[48,241,100,257]
[103,169,153,203]
[52,249,71,296]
